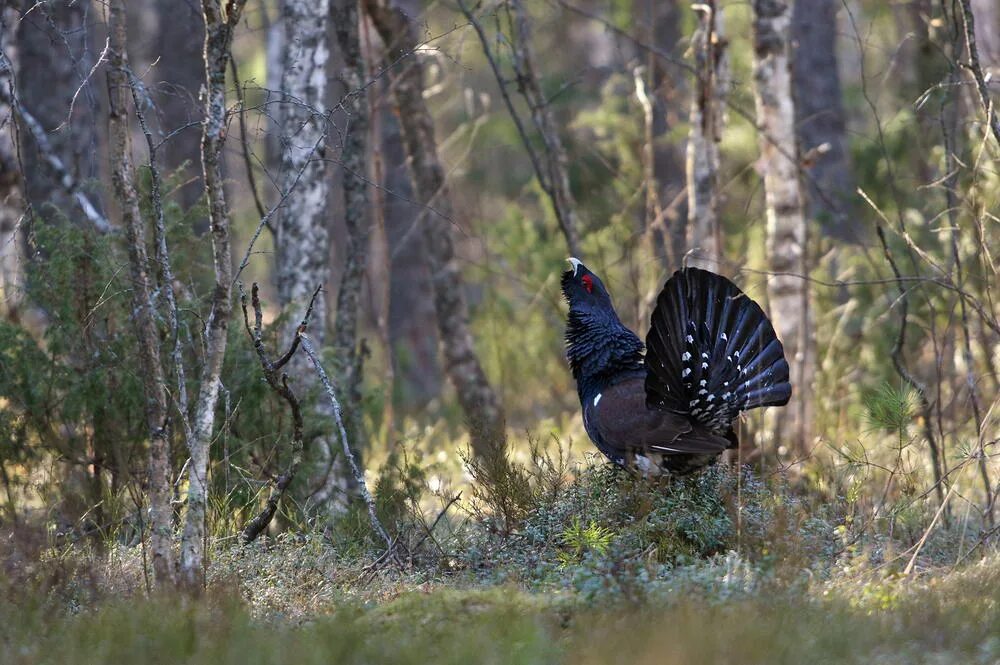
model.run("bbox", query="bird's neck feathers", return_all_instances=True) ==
[565,307,645,399]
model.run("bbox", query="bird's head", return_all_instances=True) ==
[561,257,643,388]
[561,258,613,313]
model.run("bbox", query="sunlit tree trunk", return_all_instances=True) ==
[275,0,331,320]
[364,0,506,457]
[272,0,359,514]
[686,1,728,272]
[752,0,813,454]
[106,0,175,587]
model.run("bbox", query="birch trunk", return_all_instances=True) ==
[272,0,356,514]
[752,0,813,454]
[276,0,330,318]
[0,3,22,322]
[179,0,245,592]
[686,1,728,271]
[364,0,506,457]
[106,0,175,587]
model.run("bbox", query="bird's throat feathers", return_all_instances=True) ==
[565,308,645,400]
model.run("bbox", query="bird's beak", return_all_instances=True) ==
[567,257,582,276]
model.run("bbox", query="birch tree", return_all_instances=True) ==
[179,0,247,591]
[272,0,361,513]
[275,0,330,320]
[364,0,506,457]
[105,0,175,586]
[686,1,728,271]
[751,0,812,452]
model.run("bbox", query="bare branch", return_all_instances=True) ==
[299,330,393,551]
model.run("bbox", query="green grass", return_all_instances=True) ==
[3,556,999,665]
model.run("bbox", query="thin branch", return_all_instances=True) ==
[299,329,393,552]
[237,282,320,543]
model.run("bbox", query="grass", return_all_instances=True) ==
[3,557,999,665]
[2,462,998,664]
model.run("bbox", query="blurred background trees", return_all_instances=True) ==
[0,0,997,587]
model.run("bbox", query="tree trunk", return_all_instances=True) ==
[275,0,331,320]
[791,0,862,244]
[971,0,1000,73]
[364,0,506,457]
[105,0,175,588]
[152,0,206,217]
[271,0,357,515]
[751,0,813,454]
[646,0,687,270]
[0,2,22,322]
[331,0,371,452]
[381,79,443,414]
[179,0,245,592]
[686,1,728,271]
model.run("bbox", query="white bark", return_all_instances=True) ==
[686,1,728,271]
[752,0,813,452]
[276,0,331,318]
[273,0,353,515]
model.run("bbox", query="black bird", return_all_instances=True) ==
[562,258,791,475]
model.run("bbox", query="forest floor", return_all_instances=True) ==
[3,464,999,664]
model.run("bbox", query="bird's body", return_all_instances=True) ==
[563,260,791,476]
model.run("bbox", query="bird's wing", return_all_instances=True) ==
[591,378,731,455]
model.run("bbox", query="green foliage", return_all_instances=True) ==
[556,517,613,567]
[865,383,919,435]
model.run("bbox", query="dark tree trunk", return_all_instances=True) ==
[791,0,863,244]
[382,92,443,413]
[152,0,206,216]
[331,0,370,449]
[16,0,102,220]
[364,0,506,457]
[644,0,687,269]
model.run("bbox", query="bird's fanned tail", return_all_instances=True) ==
[644,268,791,432]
